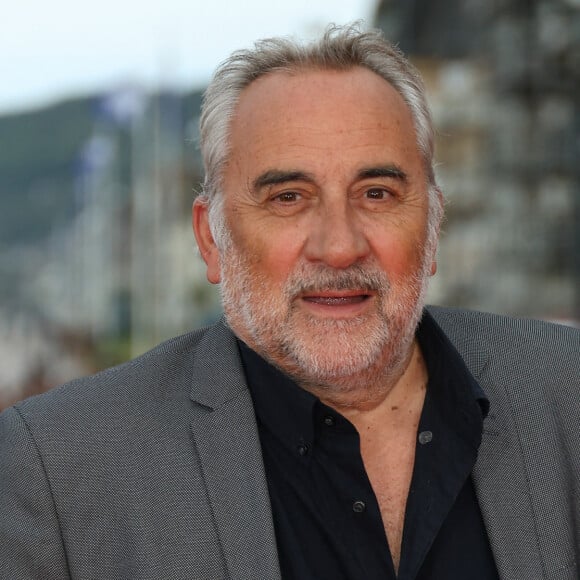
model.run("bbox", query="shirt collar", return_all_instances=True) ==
[238,340,318,449]
[418,309,489,423]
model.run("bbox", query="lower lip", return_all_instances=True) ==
[299,295,373,317]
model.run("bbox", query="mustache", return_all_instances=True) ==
[284,263,390,296]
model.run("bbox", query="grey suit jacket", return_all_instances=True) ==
[1,308,578,580]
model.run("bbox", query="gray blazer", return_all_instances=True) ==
[1,307,578,579]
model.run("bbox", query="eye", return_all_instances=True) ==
[272,190,301,203]
[365,188,391,200]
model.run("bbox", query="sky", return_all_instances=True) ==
[1,0,378,115]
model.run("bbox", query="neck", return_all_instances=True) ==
[295,339,427,416]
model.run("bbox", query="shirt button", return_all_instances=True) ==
[323,415,335,427]
[297,443,309,456]
[418,430,433,444]
[352,500,366,513]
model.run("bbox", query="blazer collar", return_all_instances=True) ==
[190,317,248,409]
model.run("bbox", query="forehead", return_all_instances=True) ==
[226,66,423,182]
[234,66,414,132]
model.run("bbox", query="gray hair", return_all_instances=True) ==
[199,23,441,245]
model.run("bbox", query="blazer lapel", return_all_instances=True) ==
[189,321,281,580]
[473,402,544,579]
[430,307,580,579]
[430,307,544,578]
[449,328,544,579]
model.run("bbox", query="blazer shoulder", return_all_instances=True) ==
[428,305,579,351]
[1,323,216,433]
[427,305,579,402]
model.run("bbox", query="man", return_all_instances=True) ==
[1,25,578,580]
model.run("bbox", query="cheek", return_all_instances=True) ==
[231,227,304,284]
[262,246,303,286]
[371,227,428,281]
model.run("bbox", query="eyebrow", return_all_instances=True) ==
[357,165,408,183]
[252,169,316,191]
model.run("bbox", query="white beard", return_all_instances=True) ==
[218,240,431,393]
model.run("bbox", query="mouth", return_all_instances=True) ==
[301,293,372,306]
[298,291,375,318]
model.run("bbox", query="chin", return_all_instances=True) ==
[276,310,419,387]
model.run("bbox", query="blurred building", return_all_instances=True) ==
[37,89,221,353]
[375,0,580,320]
[0,89,220,408]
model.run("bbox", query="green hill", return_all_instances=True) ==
[0,97,95,244]
[0,89,204,246]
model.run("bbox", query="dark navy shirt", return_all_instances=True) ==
[239,311,499,579]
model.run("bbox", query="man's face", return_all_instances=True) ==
[195,67,439,387]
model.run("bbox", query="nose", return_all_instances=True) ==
[303,200,370,269]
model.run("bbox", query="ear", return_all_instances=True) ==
[192,198,221,284]
[429,187,445,277]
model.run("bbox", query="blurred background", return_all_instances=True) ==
[1,0,579,409]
